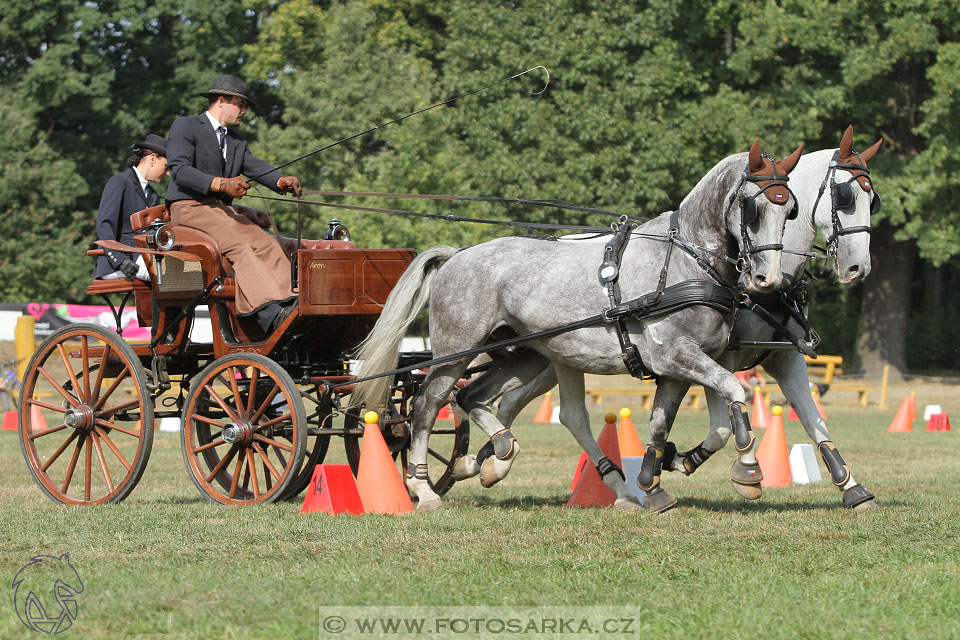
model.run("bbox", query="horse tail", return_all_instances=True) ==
[351,245,458,410]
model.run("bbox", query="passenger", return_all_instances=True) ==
[92,134,169,281]
[165,74,302,334]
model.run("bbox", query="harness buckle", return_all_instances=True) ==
[736,257,748,273]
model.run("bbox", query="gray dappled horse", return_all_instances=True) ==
[495,126,883,510]
[353,141,802,512]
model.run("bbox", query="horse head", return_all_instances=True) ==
[730,140,804,293]
[818,125,883,284]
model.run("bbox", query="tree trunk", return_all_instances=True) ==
[855,220,916,379]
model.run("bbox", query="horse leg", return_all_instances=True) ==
[451,353,547,487]
[763,351,878,510]
[661,386,727,477]
[636,379,687,513]
[496,361,555,429]
[553,365,641,510]
[406,359,471,511]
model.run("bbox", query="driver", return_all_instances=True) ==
[165,74,302,334]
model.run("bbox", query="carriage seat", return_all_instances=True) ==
[126,204,355,290]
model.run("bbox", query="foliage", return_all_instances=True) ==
[2,0,960,369]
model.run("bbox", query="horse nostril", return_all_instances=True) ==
[849,265,860,274]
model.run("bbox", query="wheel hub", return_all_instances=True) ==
[222,420,254,445]
[64,405,95,431]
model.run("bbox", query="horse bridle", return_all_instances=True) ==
[814,148,882,256]
[732,152,798,272]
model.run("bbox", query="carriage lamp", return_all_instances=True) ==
[145,223,176,251]
[323,219,350,242]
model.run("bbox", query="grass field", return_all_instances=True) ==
[1,376,959,639]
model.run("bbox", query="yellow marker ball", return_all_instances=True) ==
[619,407,632,419]
[771,405,783,416]
[754,386,761,393]
[363,411,379,424]
[604,412,617,424]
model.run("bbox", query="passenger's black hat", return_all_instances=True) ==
[131,134,167,157]
[199,74,256,106]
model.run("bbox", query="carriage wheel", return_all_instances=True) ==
[342,408,468,497]
[279,395,334,501]
[18,324,154,505]
[180,354,306,505]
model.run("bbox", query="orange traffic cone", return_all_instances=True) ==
[756,405,791,487]
[926,413,951,432]
[355,411,413,514]
[569,451,589,492]
[908,392,917,421]
[616,408,645,457]
[436,404,454,421]
[811,389,827,421]
[30,404,48,431]
[888,395,914,433]
[787,406,799,420]
[566,420,621,507]
[301,464,365,515]
[533,392,553,424]
[1,410,17,431]
[751,387,770,429]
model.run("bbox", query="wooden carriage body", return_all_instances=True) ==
[16,204,468,507]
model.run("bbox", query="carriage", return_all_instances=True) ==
[17,204,469,506]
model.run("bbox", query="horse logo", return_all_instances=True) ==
[12,553,84,634]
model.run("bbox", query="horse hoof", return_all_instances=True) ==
[853,499,879,512]
[416,498,443,512]
[642,488,677,513]
[614,496,643,510]
[843,483,876,510]
[451,455,480,481]
[730,459,763,500]
[479,447,518,488]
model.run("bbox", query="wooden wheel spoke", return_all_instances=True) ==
[92,342,111,402]
[29,424,69,440]
[253,434,292,452]
[94,418,141,438]
[93,426,131,470]
[273,446,288,470]
[253,412,291,431]
[205,444,238,484]
[246,367,260,416]
[245,449,260,497]
[191,438,226,454]
[252,442,282,481]
[57,344,84,403]
[26,398,69,414]
[91,368,131,413]
[191,413,228,430]
[81,336,91,401]
[41,430,80,472]
[37,366,80,408]
[427,447,450,466]
[60,437,84,493]
[250,385,281,424]
[97,398,142,419]
[91,432,114,493]
[84,437,92,501]
[229,452,244,498]
[203,383,240,422]
[228,368,245,418]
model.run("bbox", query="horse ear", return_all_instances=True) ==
[838,125,854,157]
[859,138,883,164]
[748,139,764,172]
[779,143,804,174]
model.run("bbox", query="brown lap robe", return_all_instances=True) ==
[170,199,293,315]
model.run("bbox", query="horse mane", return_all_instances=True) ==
[675,153,745,240]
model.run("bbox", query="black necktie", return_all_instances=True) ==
[217,126,227,174]
[145,184,158,207]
